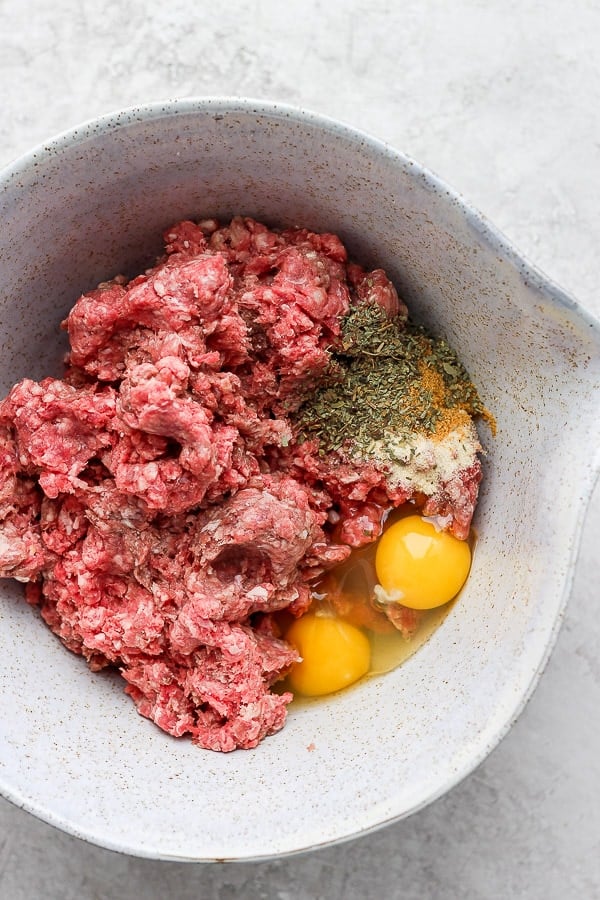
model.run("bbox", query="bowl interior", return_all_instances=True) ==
[1,100,600,860]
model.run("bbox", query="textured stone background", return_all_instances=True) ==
[1,1,599,897]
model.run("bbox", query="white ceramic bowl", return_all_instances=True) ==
[1,99,600,861]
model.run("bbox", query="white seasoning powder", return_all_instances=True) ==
[356,421,481,494]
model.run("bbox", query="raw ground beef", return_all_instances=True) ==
[0,217,481,751]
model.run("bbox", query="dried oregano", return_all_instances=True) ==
[292,302,486,455]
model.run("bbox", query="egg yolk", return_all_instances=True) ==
[285,613,371,697]
[375,515,471,610]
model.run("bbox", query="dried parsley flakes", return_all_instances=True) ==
[292,302,485,455]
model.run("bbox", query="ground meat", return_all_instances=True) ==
[0,217,481,751]
[420,463,482,541]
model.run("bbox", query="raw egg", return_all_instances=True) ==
[285,613,371,697]
[375,515,471,610]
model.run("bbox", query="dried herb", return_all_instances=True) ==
[292,302,485,455]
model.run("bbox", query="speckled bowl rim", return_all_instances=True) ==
[2,97,600,862]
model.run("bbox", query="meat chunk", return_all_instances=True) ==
[1,379,116,498]
[122,625,298,752]
[420,462,482,540]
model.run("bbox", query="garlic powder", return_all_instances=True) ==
[357,420,481,494]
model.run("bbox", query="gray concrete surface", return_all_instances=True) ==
[1,1,600,897]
